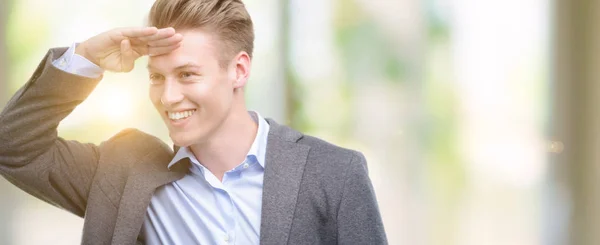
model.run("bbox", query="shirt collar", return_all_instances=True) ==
[167,111,270,169]
[167,145,195,169]
[249,111,270,168]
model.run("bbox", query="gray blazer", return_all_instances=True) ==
[0,48,387,245]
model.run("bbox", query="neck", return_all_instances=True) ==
[189,100,257,181]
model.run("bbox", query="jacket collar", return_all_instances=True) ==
[111,118,309,244]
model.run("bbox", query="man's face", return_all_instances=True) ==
[148,29,236,147]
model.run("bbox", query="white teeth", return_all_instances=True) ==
[168,110,195,120]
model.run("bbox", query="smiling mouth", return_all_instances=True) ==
[167,109,197,120]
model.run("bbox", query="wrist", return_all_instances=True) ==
[75,43,97,66]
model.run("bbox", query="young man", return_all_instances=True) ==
[0,0,387,244]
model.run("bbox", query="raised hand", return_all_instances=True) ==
[75,27,182,72]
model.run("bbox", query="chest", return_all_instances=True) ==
[142,170,264,244]
[78,137,337,244]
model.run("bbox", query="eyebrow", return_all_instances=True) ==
[147,63,202,72]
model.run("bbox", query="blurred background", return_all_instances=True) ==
[0,0,597,244]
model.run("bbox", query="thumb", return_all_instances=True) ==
[120,39,136,72]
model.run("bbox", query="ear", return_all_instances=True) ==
[229,51,251,89]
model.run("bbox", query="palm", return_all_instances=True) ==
[96,36,144,72]
[78,27,181,72]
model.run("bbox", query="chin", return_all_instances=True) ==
[170,133,193,147]
[171,138,190,147]
[170,130,206,148]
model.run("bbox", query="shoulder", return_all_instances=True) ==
[101,128,166,149]
[297,134,368,178]
[298,134,365,165]
[98,128,172,167]
[266,118,367,172]
[290,132,373,219]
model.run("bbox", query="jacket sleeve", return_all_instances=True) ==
[0,47,103,217]
[337,151,388,244]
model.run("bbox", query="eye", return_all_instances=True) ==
[149,73,164,85]
[180,72,195,79]
[178,71,201,83]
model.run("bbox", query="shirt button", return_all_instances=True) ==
[224,234,230,242]
[243,163,249,169]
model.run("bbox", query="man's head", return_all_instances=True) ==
[149,0,254,65]
[146,0,255,147]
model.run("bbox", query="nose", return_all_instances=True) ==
[160,80,184,106]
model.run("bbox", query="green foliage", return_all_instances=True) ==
[6,1,50,92]
[285,68,313,132]
[6,3,49,64]
[335,20,407,85]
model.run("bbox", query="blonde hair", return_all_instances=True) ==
[148,0,254,66]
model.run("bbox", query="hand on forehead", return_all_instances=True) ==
[119,27,184,57]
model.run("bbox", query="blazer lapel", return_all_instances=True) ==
[111,145,189,245]
[110,119,308,244]
[260,119,310,244]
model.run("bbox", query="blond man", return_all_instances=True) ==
[0,0,387,244]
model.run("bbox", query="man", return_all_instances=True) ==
[0,0,387,244]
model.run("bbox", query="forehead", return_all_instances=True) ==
[147,29,219,71]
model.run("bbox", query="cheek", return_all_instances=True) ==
[189,82,232,115]
[184,83,212,102]
[186,77,229,100]
[211,78,234,105]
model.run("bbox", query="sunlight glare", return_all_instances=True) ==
[97,85,135,123]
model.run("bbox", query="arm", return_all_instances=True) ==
[53,42,104,78]
[0,47,102,216]
[0,27,181,217]
[337,152,388,244]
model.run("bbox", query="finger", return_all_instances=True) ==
[136,27,176,42]
[120,39,136,72]
[119,26,158,38]
[148,33,183,47]
[148,43,181,57]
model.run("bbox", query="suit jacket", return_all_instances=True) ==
[0,48,387,245]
